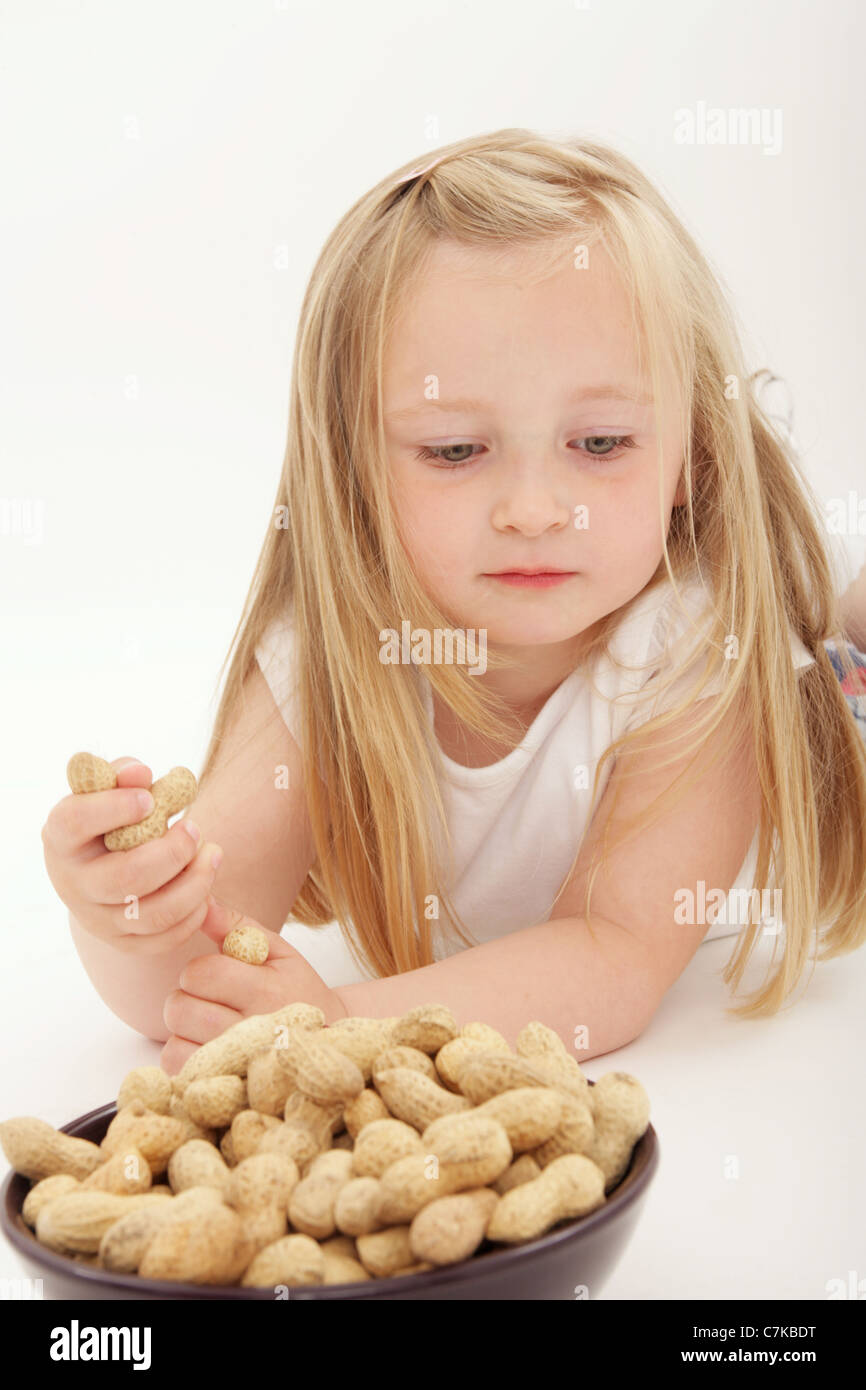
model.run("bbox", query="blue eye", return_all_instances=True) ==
[412,437,638,469]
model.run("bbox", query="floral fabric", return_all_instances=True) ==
[824,639,866,740]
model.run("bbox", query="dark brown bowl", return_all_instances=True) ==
[2,1083,658,1300]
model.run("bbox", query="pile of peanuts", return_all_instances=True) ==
[1,1003,651,1288]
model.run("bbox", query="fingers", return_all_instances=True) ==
[111,757,154,787]
[109,896,215,956]
[85,819,218,907]
[198,905,293,961]
[162,990,243,1047]
[44,753,220,958]
[45,785,159,857]
[44,756,154,856]
[92,839,222,939]
[177,947,287,1016]
[159,1035,200,1076]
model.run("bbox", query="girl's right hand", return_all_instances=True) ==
[42,756,223,956]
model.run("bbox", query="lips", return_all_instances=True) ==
[484,570,577,588]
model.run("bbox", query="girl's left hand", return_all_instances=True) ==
[159,894,348,1075]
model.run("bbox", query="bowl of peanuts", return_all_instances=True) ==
[1,1002,658,1301]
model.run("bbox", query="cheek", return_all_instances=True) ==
[389,482,467,597]
[582,475,670,564]
[392,471,470,554]
[396,494,448,561]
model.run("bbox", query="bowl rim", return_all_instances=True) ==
[2,1085,659,1299]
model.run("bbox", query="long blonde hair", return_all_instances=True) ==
[198,128,866,1017]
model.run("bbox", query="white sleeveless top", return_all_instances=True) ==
[255,574,815,987]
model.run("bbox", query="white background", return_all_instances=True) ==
[1,0,864,1302]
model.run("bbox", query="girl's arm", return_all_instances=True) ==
[336,913,657,1060]
[338,691,761,1059]
[68,662,318,1042]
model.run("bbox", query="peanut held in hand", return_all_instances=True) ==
[42,753,223,957]
[66,753,197,850]
[222,925,271,965]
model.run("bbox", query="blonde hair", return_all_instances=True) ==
[198,127,866,1017]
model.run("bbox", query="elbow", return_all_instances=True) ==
[578,990,660,1063]
[613,972,664,1053]
[143,1027,171,1045]
[100,996,172,1047]
[133,1014,173,1046]
[599,1008,655,1059]
[621,1008,655,1050]
[626,983,664,1047]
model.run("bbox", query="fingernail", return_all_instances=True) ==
[209,848,223,872]
[182,820,201,845]
[137,790,155,814]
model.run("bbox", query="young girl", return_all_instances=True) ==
[47,130,866,1074]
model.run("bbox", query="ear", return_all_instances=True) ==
[672,473,687,508]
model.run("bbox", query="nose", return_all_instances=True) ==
[489,453,574,536]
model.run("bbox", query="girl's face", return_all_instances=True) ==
[383,236,686,659]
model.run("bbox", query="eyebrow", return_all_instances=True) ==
[385,385,653,419]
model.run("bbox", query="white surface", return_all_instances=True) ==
[1,916,863,1300]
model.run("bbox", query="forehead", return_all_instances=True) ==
[383,235,648,392]
[401,233,627,302]
[420,232,583,282]
[381,236,687,429]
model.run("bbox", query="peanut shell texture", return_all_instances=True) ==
[66,752,197,850]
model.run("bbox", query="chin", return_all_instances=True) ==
[486,622,582,647]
